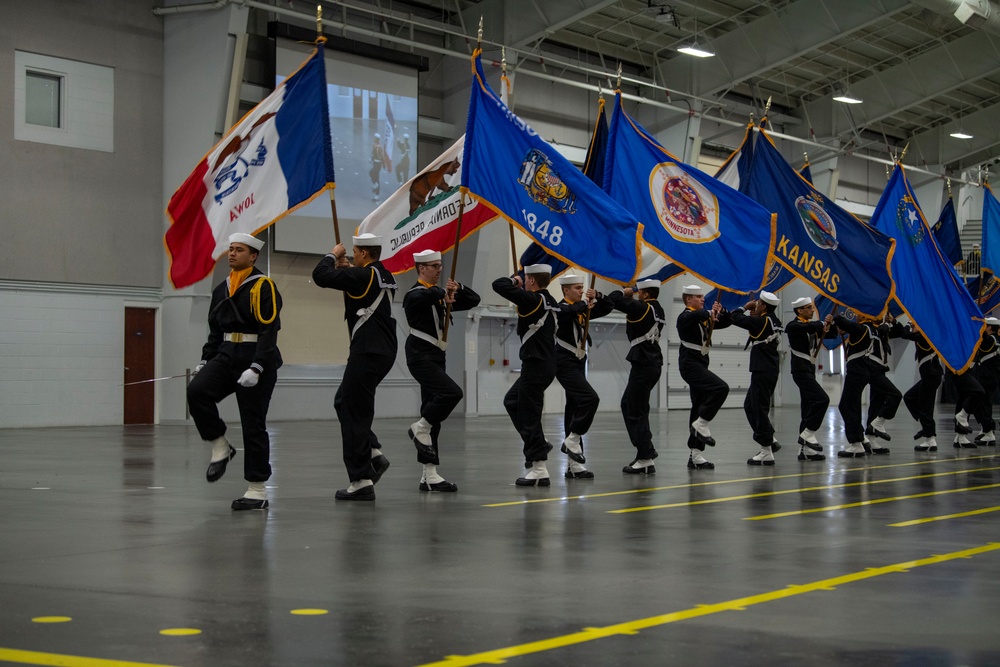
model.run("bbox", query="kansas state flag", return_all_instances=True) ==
[870,165,982,372]
[982,184,1000,278]
[932,197,962,267]
[604,95,776,293]
[742,130,895,318]
[165,46,334,288]
[462,52,642,285]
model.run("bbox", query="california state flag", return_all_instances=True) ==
[356,135,499,274]
[164,46,334,288]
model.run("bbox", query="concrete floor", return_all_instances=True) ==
[1,405,999,667]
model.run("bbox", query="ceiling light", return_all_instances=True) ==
[950,130,974,139]
[677,42,715,58]
[833,89,863,104]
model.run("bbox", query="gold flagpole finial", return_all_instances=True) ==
[616,62,622,90]
[900,142,910,163]
[763,95,772,117]
[947,178,953,197]
[803,151,809,163]
[501,46,507,75]
[477,16,483,47]
[316,5,323,42]
[598,82,604,100]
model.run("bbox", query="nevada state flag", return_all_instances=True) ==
[165,46,334,288]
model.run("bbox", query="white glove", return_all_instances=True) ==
[192,361,206,376]
[238,369,259,388]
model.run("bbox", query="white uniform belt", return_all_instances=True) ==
[557,337,586,359]
[521,307,555,344]
[224,333,257,343]
[980,351,999,364]
[409,329,442,347]
[351,288,390,340]
[917,354,937,369]
[680,339,708,355]
[791,348,817,363]
[846,349,868,363]
[748,331,781,347]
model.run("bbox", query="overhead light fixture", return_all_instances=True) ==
[950,130,974,139]
[833,89,863,104]
[677,42,715,58]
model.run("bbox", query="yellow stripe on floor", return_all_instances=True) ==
[608,465,1000,514]
[744,483,1000,520]
[483,456,999,508]
[889,504,1000,527]
[413,542,1000,667]
[0,647,182,667]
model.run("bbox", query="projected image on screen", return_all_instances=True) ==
[273,43,419,254]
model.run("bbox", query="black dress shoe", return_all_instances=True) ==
[231,497,268,510]
[370,455,390,483]
[837,450,867,458]
[954,439,978,449]
[798,452,826,461]
[407,428,437,460]
[771,442,782,453]
[622,462,656,474]
[560,443,586,464]
[515,476,551,486]
[797,437,823,452]
[686,457,715,470]
[206,445,237,483]
[419,480,458,492]
[869,445,890,455]
[565,469,595,479]
[335,485,376,500]
[913,431,927,440]
[866,425,891,441]
[954,418,973,435]
[690,426,716,447]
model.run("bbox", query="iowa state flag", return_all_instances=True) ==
[165,46,334,288]
[356,135,499,274]
[871,164,982,372]
[461,51,642,285]
[742,130,895,318]
[604,94,776,293]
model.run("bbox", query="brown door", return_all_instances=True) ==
[124,307,156,424]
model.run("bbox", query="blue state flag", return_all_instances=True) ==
[870,164,982,372]
[742,130,895,318]
[462,52,642,285]
[932,197,963,267]
[604,94,776,293]
[982,184,1000,278]
[964,274,1000,316]
[519,98,611,278]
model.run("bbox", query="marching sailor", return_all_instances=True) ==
[900,322,943,452]
[784,297,835,461]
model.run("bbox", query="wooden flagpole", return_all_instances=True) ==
[315,5,341,246]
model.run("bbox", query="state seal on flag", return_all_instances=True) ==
[649,163,719,243]
[796,196,839,250]
[895,196,925,245]
[518,149,577,214]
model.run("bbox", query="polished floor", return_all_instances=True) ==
[1,404,999,667]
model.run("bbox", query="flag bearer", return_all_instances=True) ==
[313,233,397,500]
[784,297,834,461]
[187,233,282,510]
[834,314,888,456]
[901,323,943,452]
[404,249,480,492]
[863,315,904,446]
[973,317,1000,445]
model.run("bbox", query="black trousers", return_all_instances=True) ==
[187,355,277,483]
[503,356,557,463]
[335,351,394,481]
[792,368,830,433]
[744,370,778,446]
[680,360,730,440]
[839,360,872,444]
[556,353,600,438]
[953,371,995,432]
[903,362,942,437]
[621,362,661,460]
[865,368,902,429]
[407,348,463,465]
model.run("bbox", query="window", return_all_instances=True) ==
[25,71,62,128]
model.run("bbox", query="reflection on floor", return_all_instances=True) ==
[1,405,998,667]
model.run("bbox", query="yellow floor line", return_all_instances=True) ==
[482,455,999,508]
[0,647,182,667]
[609,465,1000,514]
[889,504,1000,527]
[413,542,1000,667]
[744,483,1000,520]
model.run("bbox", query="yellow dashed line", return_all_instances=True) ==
[413,542,1000,667]
[889,504,1000,526]
[0,647,183,667]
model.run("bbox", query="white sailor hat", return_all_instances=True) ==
[352,233,383,247]
[524,264,552,275]
[682,284,704,296]
[413,249,442,263]
[791,297,813,309]
[559,273,584,286]
[229,232,264,251]
[760,291,780,306]
[986,317,1000,326]
[636,279,660,290]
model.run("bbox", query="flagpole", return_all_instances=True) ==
[314,5,341,246]
[496,43,519,276]
[979,177,990,304]
[580,274,597,357]
[441,189,467,343]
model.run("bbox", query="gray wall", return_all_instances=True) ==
[0,0,164,287]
